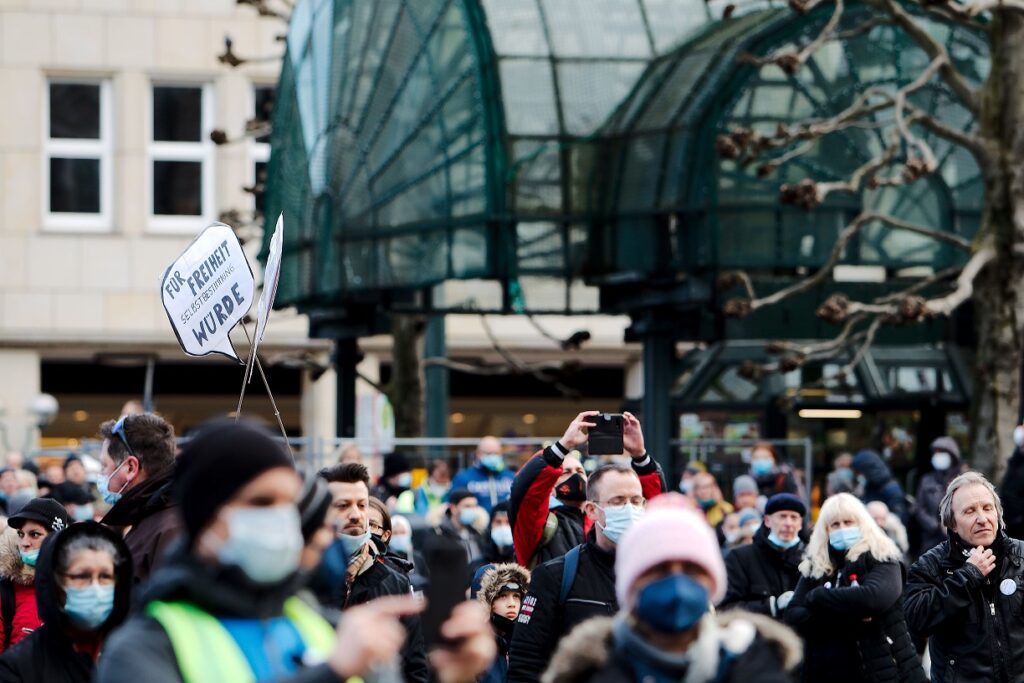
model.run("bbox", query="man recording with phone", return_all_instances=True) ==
[506,411,667,682]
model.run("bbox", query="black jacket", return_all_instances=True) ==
[540,611,801,683]
[785,550,924,683]
[96,543,342,683]
[0,522,133,683]
[1001,450,1024,540]
[101,471,182,588]
[507,534,617,683]
[721,526,803,618]
[851,450,908,524]
[904,532,1024,683]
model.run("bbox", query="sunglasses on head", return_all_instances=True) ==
[111,415,135,456]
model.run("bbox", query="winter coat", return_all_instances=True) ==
[478,564,530,683]
[509,446,665,568]
[913,437,962,554]
[452,465,516,513]
[541,610,801,683]
[0,531,40,653]
[721,525,803,618]
[506,534,618,683]
[431,515,487,569]
[785,550,924,683]
[101,471,181,587]
[754,466,801,499]
[96,542,340,683]
[0,522,133,683]
[1001,449,1024,540]
[904,531,1024,683]
[851,450,908,524]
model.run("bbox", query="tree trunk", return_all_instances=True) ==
[969,14,1024,481]
[387,314,425,438]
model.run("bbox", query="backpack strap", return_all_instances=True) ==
[558,545,582,605]
[0,579,14,651]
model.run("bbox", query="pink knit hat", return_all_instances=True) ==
[615,492,727,606]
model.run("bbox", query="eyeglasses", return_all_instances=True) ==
[63,571,116,589]
[111,416,135,456]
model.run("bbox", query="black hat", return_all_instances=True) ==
[298,474,332,543]
[8,498,69,533]
[449,488,475,506]
[764,493,806,517]
[381,452,411,479]
[52,483,93,506]
[174,418,294,540]
[63,454,82,471]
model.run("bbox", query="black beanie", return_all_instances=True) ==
[175,418,294,540]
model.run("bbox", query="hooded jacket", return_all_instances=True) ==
[96,541,344,683]
[477,563,530,683]
[0,522,133,683]
[101,470,181,587]
[914,437,962,554]
[0,530,40,653]
[541,610,801,683]
[851,451,907,524]
[904,531,1024,683]
[721,525,803,618]
[452,464,516,513]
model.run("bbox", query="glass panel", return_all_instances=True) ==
[153,160,202,215]
[49,158,100,213]
[557,61,646,135]
[699,366,761,403]
[253,85,275,144]
[49,83,100,140]
[480,0,549,56]
[540,0,650,58]
[153,86,202,142]
[499,60,558,135]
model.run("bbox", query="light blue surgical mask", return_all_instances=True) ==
[768,531,800,550]
[216,505,303,584]
[491,525,514,548]
[396,472,413,488]
[829,526,862,552]
[389,535,412,555]
[338,531,371,558]
[751,460,774,478]
[73,505,95,523]
[597,503,644,545]
[64,584,115,630]
[458,508,479,527]
[97,460,129,506]
[19,549,38,567]
[480,454,505,473]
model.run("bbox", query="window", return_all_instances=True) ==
[44,80,112,231]
[251,84,274,216]
[149,84,214,231]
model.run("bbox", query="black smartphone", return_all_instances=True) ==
[421,533,470,648]
[588,413,625,455]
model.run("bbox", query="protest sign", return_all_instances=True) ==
[161,223,254,363]
[247,213,283,382]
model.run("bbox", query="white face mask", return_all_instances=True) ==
[215,505,303,584]
[1015,426,1024,448]
[931,452,953,472]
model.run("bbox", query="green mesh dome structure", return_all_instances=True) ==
[262,0,733,314]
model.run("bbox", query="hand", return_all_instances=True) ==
[328,594,422,679]
[430,602,497,683]
[776,591,794,611]
[967,545,997,576]
[623,412,646,459]
[560,411,599,450]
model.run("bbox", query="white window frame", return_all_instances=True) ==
[147,81,215,234]
[249,82,273,213]
[42,78,113,233]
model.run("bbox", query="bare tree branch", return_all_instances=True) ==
[964,0,1024,15]
[905,106,986,163]
[356,370,388,395]
[739,0,845,74]
[874,264,963,304]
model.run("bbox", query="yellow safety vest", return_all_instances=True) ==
[146,597,360,683]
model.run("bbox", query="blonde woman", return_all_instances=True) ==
[784,493,924,683]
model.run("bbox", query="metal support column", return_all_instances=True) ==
[424,315,449,445]
[334,338,359,439]
[641,320,674,477]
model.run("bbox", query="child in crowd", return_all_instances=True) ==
[477,563,530,683]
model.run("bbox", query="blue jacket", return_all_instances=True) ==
[452,465,515,513]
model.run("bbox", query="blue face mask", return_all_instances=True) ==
[697,497,717,510]
[458,508,479,527]
[389,535,412,555]
[491,524,514,548]
[768,531,800,550]
[97,460,129,506]
[19,549,39,567]
[216,505,303,585]
[480,454,505,473]
[829,526,862,551]
[73,505,95,523]
[396,472,413,488]
[751,460,774,477]
[339,531,371,558]
[64,584,115,630]
[635,573,709,633]
[597,503,644,545]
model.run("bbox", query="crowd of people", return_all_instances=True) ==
[1,409,1024,682]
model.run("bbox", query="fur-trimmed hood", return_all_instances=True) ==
[477,562,530,607]
[542,609,802,683]
[0,528,34,586]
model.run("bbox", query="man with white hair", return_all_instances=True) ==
[904,471,1024,683]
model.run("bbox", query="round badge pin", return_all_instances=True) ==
[1000,578,1017,596]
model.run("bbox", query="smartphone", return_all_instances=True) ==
[588,413,625,456]
[421,533,470,648]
